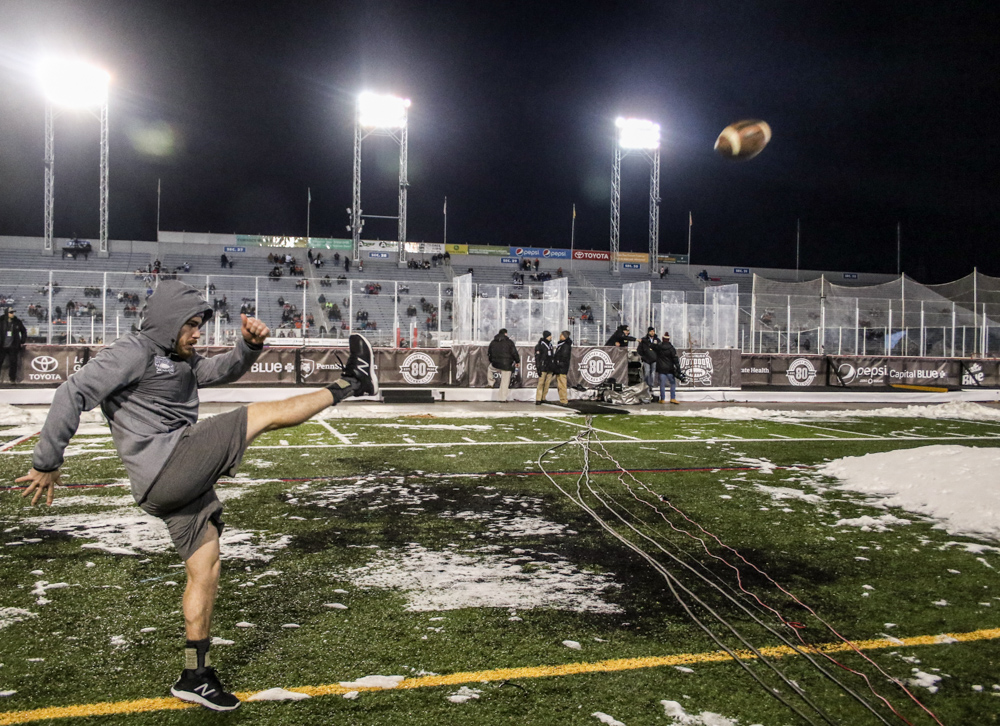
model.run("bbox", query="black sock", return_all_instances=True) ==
[328,376,360,404]
[185,638,211,673]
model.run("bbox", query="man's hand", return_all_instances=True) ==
[17,468,62,506]
[241,314,270,346]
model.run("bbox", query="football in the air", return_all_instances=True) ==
[714,119,772,160]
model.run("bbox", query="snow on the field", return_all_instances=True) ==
[0,403,105,427]
[754,484,824,504]
[818,445,1000,538]
[907,670,943,693]
[655,401,1000,422]
[0,607,37,629]
[342,543,622,613]
[563,640,582,650]
[592,713,625,726]
[833,513,911,532]
[447,686,481,703]
[23,505,290,561]
[366,423,493,431]
[339,675,404,690]
[248,687,311,701]
[660,700,750,726]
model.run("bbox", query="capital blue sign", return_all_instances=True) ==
[843,273,859,280]
[501,257,519,264]
[368,252,389,259]
[733,267,750,274]
[224,246,246,253]
[509,246,571,260]
[623,263,640,270]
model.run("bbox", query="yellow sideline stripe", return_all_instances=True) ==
[2,627,998,724]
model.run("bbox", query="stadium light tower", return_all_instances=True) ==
[39,58,111,257]
[610,117,660,276]
[349,92,410,265]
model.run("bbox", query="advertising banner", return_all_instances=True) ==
[677,349,741,388]
[453,345,627,388]
[573,250,610,261]
[827,357,954,388]
[228,346,300,385]
[236,235,307,248]
[739,355,1000,388]
[740,355,827,387]
[618,252,648,264]
[468,245,509,256]
[657,254,690,265]
[308,238,353,251]
[16,345,92,386]
[508,247,572,260]
[403,242,445,254]
[359,240,398,251]
[444,243,468,255]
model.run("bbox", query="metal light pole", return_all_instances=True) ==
[610,117,661,276]
[39,58,110,257]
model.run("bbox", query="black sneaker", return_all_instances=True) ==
[171,667,241,711]
[343,334,379,396]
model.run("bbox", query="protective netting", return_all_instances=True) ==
[452,273,474,343]
[621,280,651,334]
[750,274,997,356]
[541,277,568,336]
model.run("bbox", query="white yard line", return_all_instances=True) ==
[461,437,477,443]
[314,418,354,445]
[540,415,641,440]
[0,430,40,452]
[785,421,883,438]
[769,434,792,439]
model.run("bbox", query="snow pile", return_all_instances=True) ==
[342,544,622,613]
[657,402,1000,422]
[660,700,750,726]
[24,504,290,561]
[818,445,1000,538]
[592,713,625,726]
[833,514,912,532]
[0,607,37,630]
[907,670,943,693]
[338,675,404,690]
[247,688,311,701]
[755,484,824,504]
[447,686,481,703]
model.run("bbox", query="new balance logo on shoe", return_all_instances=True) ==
[194,683,217,697]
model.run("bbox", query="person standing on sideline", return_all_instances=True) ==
[605,323,635,348]
[534,330,555,405]
[652,330,684,404]
[637,327,660,390]
[0,308,27,383]
[17,280,378,711]
[487,328,519,402]
[549,330,572,405]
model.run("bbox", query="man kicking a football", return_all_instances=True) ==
[17,280,378,711]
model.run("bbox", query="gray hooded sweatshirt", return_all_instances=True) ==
[32,280,262,503]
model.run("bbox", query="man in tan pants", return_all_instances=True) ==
[534,330,554,405]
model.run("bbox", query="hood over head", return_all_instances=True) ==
[139,280,213,353]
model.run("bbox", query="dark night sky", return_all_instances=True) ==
[1,1,998,282]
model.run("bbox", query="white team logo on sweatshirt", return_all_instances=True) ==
[154,356,175,374]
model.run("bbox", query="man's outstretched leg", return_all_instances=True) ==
[245,334,378,441]
[170,526,241,711]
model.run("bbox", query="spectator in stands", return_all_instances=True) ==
[334,252,340,263]
[220,253,229,269]
[308,249,313,263]
[534,258,540,272]
[358,260,363,273]
[698,269,709,282]
[184,262,191,273]
[652,330,685,404]
[637,327,660,389]
[0,308,27,383]
[556,267,563,277]
[345,257,351,273]
[605,324,635,348]
[534,331,554,405]
[487,328,519,403]
[660,265,668,278]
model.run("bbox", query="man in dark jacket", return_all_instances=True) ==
[605,324,635,348]
[652,330,685,404]
[534,330,554,405]
[547,330,572,404]
[0,308,28,383]
[487,328,519,402]
[636,327,660,388]
[18,280,378,711]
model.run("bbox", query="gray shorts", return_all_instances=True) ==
[139,406,249,561]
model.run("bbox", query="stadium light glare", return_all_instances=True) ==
[358,92,410,128]
[616,117,660,150]
[39,58,110,108]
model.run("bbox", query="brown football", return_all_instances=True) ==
[714,119,772,160]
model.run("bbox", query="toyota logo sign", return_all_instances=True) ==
[31,356,58,373]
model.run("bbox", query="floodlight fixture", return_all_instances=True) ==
[358,92,410,128]
[39,58,109,108]
[616,117,660,150]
